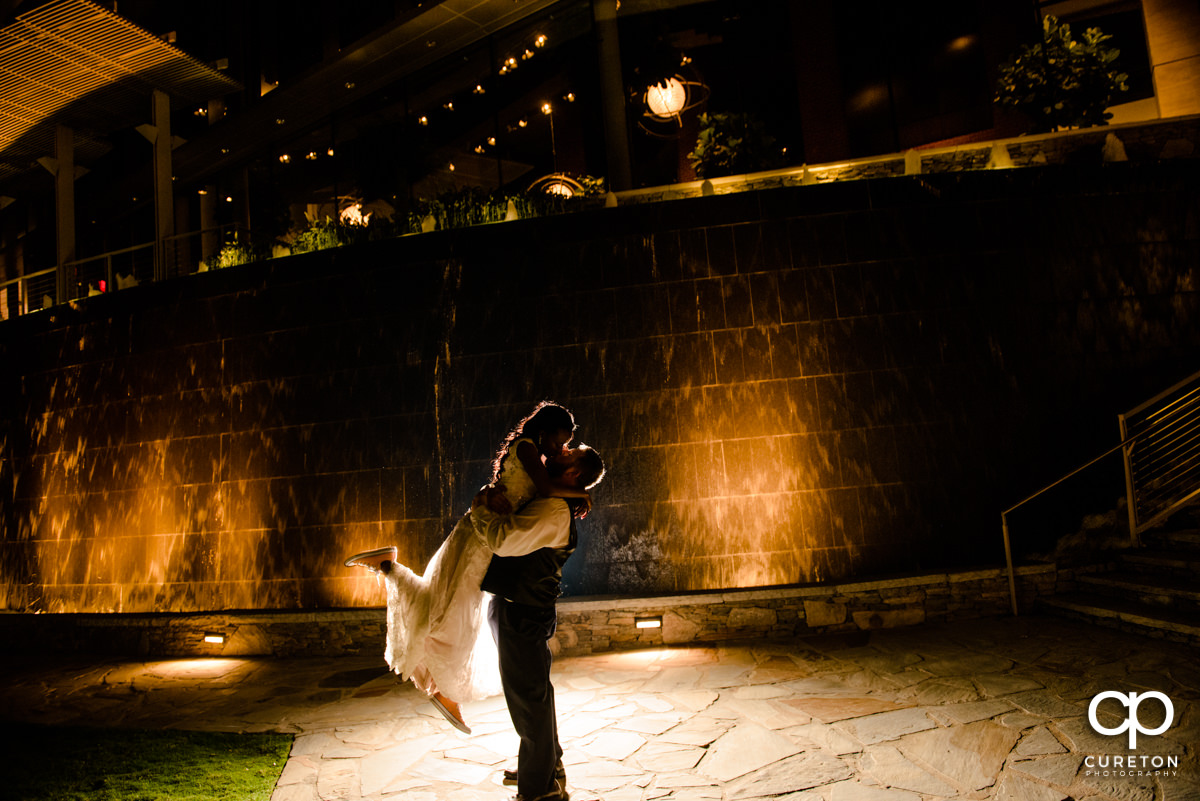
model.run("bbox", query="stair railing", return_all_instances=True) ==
[1002,368,1200,616]
[1119,368,1200,546]
[1001,438,1134,616]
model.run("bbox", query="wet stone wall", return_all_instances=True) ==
[1,161,1198,614]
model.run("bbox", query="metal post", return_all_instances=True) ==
[54,124,75,303]
[151,89,174,282]
[1002,513,1019,616]
[1118,413,1141,548]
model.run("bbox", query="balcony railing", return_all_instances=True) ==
[0,224,247,320]
[0,267,57,320]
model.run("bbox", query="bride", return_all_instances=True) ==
[345,402,591,733]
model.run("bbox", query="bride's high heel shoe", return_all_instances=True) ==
[344,546,397,573]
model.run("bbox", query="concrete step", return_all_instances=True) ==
[1143,528,1200,550]
[1078,571,1200,610]
[1039,592,1200,648]
[1118,549,1200,577]
[1165,530,1200,548]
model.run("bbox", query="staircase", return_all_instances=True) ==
[1004,370,1200,647]
[1040,524,1200,647]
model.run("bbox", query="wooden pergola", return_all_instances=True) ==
[0,0,240,300]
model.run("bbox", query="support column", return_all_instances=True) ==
[142,89,175,281]
[200,186,218,266]
[592,0,632,192]
[54,124,75,303]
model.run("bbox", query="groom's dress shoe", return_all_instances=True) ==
[503,760,566,786]
[511,780,569,801]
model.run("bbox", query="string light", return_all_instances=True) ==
[306,151,318,160]
[541,103,552,115]
[278,154,290,163]
[474,145,485,154]
[327,147,335,156]
[443,101,455,111]
[535,34,547,47]
[565,93,576,102]
[418,116,428,126]
[487,136,496,146]
[474,84,485,94]
[518,119,528,127]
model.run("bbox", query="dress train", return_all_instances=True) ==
[384,512,502,703]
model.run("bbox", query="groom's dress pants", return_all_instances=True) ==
[490,596,563,799]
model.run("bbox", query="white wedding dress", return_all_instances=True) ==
[383,438,539,701]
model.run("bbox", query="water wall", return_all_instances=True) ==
[1,162,1198,613]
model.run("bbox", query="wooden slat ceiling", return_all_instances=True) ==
[0,0,240,181]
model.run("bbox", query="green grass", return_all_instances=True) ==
[0,725,293,801]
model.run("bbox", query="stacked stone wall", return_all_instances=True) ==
[0,565,1063,658]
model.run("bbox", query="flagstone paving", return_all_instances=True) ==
[1,614,1198,801]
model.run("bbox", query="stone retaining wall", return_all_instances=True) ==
[552,564,1061,657]
[5,147,1198,615]
[615,114,1200,203]
[0,564,1068,659]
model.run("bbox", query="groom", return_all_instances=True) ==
[472,444,606,801]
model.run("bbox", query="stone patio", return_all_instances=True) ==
[0,614,1196,801]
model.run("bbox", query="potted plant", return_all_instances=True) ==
[994,15,1129,133]
[687,112,781,179]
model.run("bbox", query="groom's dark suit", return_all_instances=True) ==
[473,497,576,801]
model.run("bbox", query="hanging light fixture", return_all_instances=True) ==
[639,54,710,139]
[645,77,688,118]
[529,173,584,198]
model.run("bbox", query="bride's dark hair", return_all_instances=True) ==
[491,401,576,483]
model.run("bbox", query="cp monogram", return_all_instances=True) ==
[1088,691,1174,749]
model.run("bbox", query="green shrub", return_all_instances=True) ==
[688,112,781,179]
[200,243,255,271]
[291,218,342,254]
[995,15,1129,133]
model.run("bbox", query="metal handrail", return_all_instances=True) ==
[1003,368,1200,616]
[63,241,154,268]
[0,266,57,317]
[1119,367,1200,541]
[1000,436,1137,616]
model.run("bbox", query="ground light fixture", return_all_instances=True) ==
[635,616,663,629]
[203,632,225,644]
